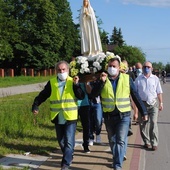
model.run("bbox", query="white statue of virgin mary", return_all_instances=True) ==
[80,0,103,57]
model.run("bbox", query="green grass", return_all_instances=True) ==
[0,76,55,88]
[0,92,82,156]
[0,92,57,157]
[0,76,82,169]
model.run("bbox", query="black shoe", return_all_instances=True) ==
[152,146,158,151]
[83,146,90,153]
[143,144,150,148]
[128,129,133,136]
[134,121,139,125]
[123,155,127,161]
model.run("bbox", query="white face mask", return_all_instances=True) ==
[57,72,68,81]
[107,67,118,76]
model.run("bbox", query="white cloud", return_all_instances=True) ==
[122,0,170,7]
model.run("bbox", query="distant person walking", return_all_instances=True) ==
[32,61,85,170]
[135,61,163,151]
[133,62,143,124]
[161,70,166,84]
[134,62,143,78]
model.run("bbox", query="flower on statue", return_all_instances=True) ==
[120,62,128,71]
[101,52,122,71]
[69,52,122,79]
[93,61,102,72]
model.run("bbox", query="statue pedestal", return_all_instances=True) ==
[79,73,100,83]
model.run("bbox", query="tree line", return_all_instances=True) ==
[1,0,167,76]
[1,0,79,72]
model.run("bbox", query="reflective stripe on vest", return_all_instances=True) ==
[50,76,78,121]
[50,99,77,104]
[101,73,131,112]
[50,107,77,112]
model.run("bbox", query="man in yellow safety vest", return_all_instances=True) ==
[91,57,148,170]
[32,61,85,170]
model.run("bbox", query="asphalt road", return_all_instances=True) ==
[141,77,170,170]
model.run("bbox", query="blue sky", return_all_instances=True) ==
[68,0,170,65]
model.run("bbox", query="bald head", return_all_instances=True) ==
[135,62,142,69]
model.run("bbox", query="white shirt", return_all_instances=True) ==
[135,74,163,105]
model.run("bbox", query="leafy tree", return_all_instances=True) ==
[110,27,124,46]
[152,62,164,71]
[52,0,79,61]
[19,0,64,70]
[71,23,81,58]
[113,45,146,67]
[0,0,20,64]
[165,63,170,73]
[1,0,64,70]
[100,30,109,53]
[1,0,78,72]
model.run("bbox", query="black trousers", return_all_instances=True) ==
[78,105,90,147]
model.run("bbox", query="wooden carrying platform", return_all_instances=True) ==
[79,73,101,82]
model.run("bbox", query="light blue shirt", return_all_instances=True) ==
[57,78,66,124]
[77,83,90,107]
[135,74,163,105]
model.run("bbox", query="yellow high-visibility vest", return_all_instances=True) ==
[101,73,131,113]
[50,76,78,121]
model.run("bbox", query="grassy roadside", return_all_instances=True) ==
[0,76,55,88]
[0,92,82,168]
[0,76,82,170]
[0,92,57,156]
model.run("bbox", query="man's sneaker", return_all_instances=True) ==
[84,146,90,153]
[61,165,70,170]
[96,135,101,143]
[89,139,94,146]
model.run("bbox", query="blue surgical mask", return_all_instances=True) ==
[136,69,142,76]
[137,69,142,74]
[143,67,151,75]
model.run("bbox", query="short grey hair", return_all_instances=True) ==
[143,61,152,68]
[55,60,70,70]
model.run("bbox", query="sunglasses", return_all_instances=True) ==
[143,66,151,68]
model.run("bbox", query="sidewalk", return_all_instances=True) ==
[0,82,46,97]
[0,84,143,170]
[38,122,143,170]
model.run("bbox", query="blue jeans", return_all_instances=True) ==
[55,121,76,167]
[104,112,130,169]
[89,102,103,139]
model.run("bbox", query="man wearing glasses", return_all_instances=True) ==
[135,61,163,151]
